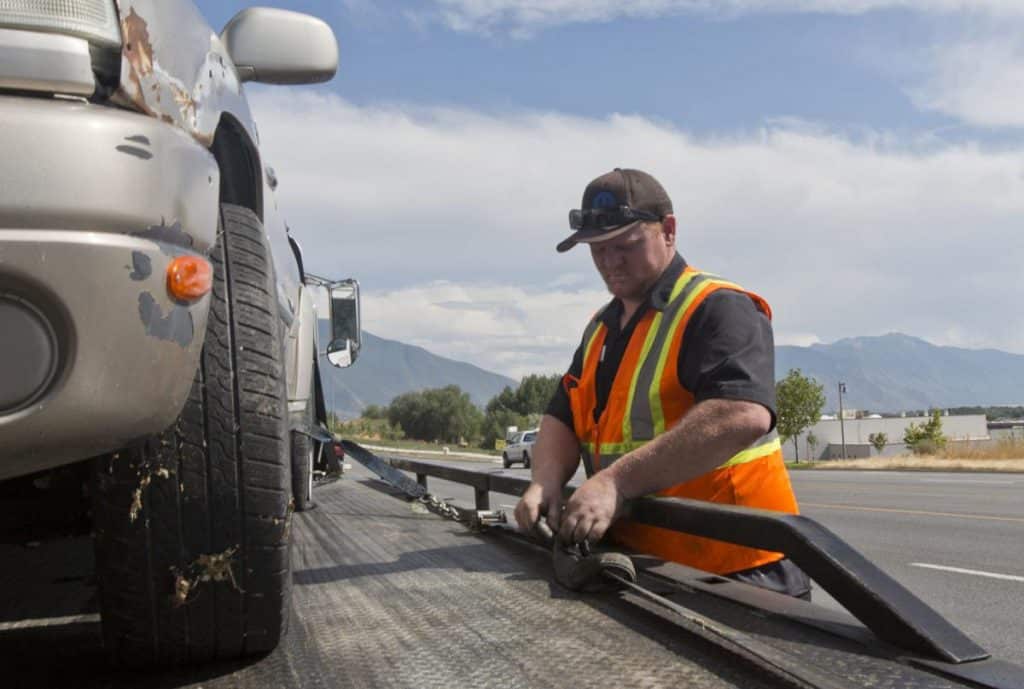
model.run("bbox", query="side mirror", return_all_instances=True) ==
[326,279,361,368]
[221,8,338,84]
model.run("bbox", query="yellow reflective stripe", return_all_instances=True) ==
[621,310,664,442]
[594,440,648,455]
[582,322,605,367]
[667,268,702,303]
[641,270,703,439]
[649,278,743,437]
[718,438,781,469]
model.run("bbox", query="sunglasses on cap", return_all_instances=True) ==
[568,205,661,231]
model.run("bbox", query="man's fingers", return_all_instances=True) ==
[546,498,563,531]
[514,497,540,531]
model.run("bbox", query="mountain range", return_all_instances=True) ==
[319,324,1024,417]
[318,325,516,418]
[776,333,1024,413]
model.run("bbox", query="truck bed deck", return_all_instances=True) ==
[0,474,1001,688]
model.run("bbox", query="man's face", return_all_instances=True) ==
[589,219,675,302]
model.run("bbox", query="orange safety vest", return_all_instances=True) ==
[564,266,799,575]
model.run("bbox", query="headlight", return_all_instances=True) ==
[0,0,120,48]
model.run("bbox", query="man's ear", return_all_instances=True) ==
[661,215,677,245]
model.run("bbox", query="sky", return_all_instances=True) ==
[196,0,1024,379]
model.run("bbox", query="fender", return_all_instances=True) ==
[287,284,316,426]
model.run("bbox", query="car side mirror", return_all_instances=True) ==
[221,8,338,84]
[325,279,361,368]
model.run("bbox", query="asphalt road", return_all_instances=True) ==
[384,457,1024,666]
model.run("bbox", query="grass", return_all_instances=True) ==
[937,438,1024,460]
[788,437,1024,472]
[789,455,1024,472]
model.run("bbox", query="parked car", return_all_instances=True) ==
[0,1,359,667]
[503,429,538,468]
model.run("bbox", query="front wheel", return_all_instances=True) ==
[91,204,292,666]
[502,452,510,469]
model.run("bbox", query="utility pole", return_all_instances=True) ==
[838,382,847,460]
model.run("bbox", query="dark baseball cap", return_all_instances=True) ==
[557,168,673,253]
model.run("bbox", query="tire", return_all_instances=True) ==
[291,405,314,512]
[91,204,292,667]
[522,451,531,469]
[502,452,510,469]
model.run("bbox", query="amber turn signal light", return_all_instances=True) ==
[167,256,213,301]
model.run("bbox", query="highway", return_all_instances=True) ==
[383,457,1024,666]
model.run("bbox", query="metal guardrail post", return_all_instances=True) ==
[474,488,490,511]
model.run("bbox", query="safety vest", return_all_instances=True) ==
[564,266,799,575]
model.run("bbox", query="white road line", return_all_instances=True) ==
[910,563,1024,583]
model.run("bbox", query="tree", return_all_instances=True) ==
[481,374,561,448]
[388,385,483,443]
[775,369,826,463]
[903,410,946,455]
[868,432,888,455]
[806,431,819,460]
[362,404,387,420]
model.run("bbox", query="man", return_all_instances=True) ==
[514,168,810,599]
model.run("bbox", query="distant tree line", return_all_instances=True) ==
[336,374,561,447]
[945,406,1024,421]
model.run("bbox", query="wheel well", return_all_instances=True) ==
[210,115,263,220]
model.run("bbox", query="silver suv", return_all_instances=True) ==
[0,1,359,667]
[503,429,538,468]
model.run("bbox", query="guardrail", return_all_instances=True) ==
[383,455,988,666]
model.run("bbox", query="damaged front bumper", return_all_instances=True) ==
[0,95,219,479]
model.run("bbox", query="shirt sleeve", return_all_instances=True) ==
[678,290,777,429]
[544,342,584,430]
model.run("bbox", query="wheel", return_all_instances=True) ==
[522,451,531,469]
[291,404,314,512]
[91,204,292,666]
[502,452,510,469]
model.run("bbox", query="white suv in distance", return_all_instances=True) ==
[503,429,538,468]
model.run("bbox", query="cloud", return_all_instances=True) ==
[363,282,607,376]
[250,89,1024,378]
[430,0,1024,35]
[910,33,1024,128]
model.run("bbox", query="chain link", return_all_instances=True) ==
[418,494,463,522]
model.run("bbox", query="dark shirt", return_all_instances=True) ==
[546,253,777,430]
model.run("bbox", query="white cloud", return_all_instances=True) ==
[251,89,1024,378]
[911,34,1024,128]
[430,0,1024,35]
[363,282,607,377]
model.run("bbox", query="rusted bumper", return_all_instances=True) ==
[0,95,220,479]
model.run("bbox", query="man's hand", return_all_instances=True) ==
[557,471,624,545]
[514,481,564,534]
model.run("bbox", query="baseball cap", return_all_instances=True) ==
[557,168,673,253]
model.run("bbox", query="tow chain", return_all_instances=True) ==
[417,493,463,522]
[417,493,508,532]
[338,439,507,531]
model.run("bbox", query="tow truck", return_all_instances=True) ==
[1,2,1022,687]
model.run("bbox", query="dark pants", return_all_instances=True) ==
[728,558,812,600]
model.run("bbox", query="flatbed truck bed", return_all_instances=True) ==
[5,464,1020,689]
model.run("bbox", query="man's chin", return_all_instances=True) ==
[604,281,640,300]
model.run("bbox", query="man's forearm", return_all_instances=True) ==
[603,399,770,500]
[531,414,582,487]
